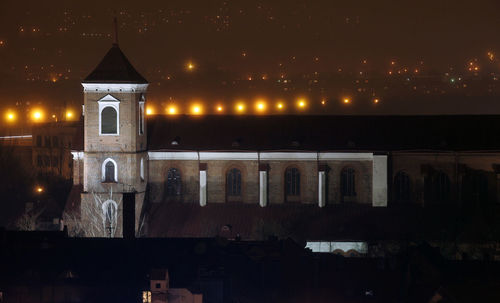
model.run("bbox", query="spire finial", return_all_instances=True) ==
[113,14,119,45]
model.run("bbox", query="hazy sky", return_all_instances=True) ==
[0,0,499,113]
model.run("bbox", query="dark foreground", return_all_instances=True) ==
[1,229,500,303]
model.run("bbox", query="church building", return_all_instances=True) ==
[66,42,500,243]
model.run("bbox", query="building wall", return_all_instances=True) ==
[147,158,374,205]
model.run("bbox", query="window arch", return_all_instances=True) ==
[102,158,117,182]
[394,171,411,202]
[341,167,356,200]
[101,106,118,134]
[285,167,300,196]
[166,168,181,197]
[226,168,242,197]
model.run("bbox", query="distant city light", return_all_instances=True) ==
[297,98,307,109]
[373,98,380,104]
[255,100,267,112]
[216,105,224,112]
[276,102,285,110]
[186,61,195,71]
[167,105,177,115]
[191,104,203,115]
[31,110,43,122]
[343,97,351,104]
[36,186,43,193]
[235,102,246,113]
[5,111,16,122]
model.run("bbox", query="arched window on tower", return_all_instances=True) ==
[101,106,118,134]
[166,168,181,197]
[341,167,356,202]
[102,159,117,183]
[394,171,411,203]
[285,167,300,202]
[226,168,242,202]
[425,170,450,203]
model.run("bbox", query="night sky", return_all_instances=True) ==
[1,0,500,115]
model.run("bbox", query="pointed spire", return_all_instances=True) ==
[113,15,119,45]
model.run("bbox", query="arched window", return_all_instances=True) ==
[226,168,242,197]
[425,171,450,203]
[462,172,489,205]
[166,168,181,197]
[102,158,117,182]
[394,171,411,202]
[285,167,300,196]
[341,167,356,200]
[435,171,450,202]
[101,106,118,134]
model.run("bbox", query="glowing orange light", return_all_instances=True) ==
[66,111,73,119]
[321,99,326,105]
[216,105,224,112]
[36,186,43,193]
[373,98,380,104]
[235,102,246,113]
[167,105,177,115]
[297,99,307,109]
[32,110,43,122]
[276,102,284,110]
[191,104,203,115]
[343,97,351,104]
[186,62,195,71]
[146,107,154,115]
[5,111,15,122]
[255,100,267,112]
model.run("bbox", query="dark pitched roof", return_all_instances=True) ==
[83,44,148,84]
[147,115,500,152]
[145,202,456,241]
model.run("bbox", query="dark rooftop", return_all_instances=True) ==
[83,43,148,84]
[147,115,500,152]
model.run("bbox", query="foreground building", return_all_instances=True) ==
[65,42,500,242]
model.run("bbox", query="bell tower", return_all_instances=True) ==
[80,38,148,237]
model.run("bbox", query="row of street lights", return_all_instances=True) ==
[3,109,75,123]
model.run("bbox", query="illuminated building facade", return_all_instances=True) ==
[66,43,500,241]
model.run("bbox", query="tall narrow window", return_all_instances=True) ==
[226,168,242,197]
[394,171,411,202]
[102,159,117,182]
[424,171,450,203]
[166,168,181,197]
[285,167,300,196]
[341,167,356,201]
[101,106,118,134]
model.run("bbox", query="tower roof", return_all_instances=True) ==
[83,44,148,84]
